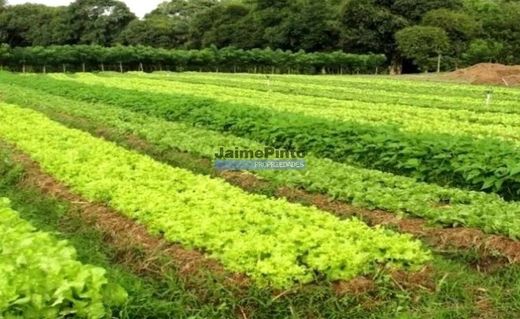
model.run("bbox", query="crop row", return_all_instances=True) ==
[8,73,520,200]
[124,72,520,115]
[172,72,520,104]
[5,83,520,239]
[0,198,120,318]
[0,104,430,288]
[62,73,520,143]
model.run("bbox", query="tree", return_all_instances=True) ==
[12,46,30,72]
[278,0,339,52]
[190,2,254,49]
[340,0,407,71]
[463,39,503,65]
[245,0,293,49]
[0,43,10,70]
[150,0,218,17]
[64,0,136,45]
[396,26,450,72]
[0,4,67,46]
[340,0,463,73]
[118,16,179,48]
[147,0,218,48]
[390,0,463,22]
[422,9,478,67]
[478,1,520,64]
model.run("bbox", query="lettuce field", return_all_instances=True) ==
[1,71,520,318]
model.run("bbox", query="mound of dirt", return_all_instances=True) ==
[448,63,520,86]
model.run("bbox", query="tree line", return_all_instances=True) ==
[1,0,519,73]
[0,44,386,74]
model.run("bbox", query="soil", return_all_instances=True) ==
[4,141,394,296]
[276,187,520,265]
[447,63,520,86]
[7,145,249,289]
[16,109,520,290]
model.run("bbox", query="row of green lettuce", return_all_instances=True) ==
[6,72,520,201]
[164,72,520,103]
[66,73,520,132]
[4,83,520,239]
[2,142,390,319]
[121,72,520,115]
[0,104,430,288]
[0,198,124,318]
[98,72,520,143]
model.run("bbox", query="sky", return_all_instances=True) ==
[6,0,165,17]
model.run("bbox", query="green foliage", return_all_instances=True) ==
[8,78,520,240]
[396,26,450,71]
[0,198,122,318]
[422,9,479,64]
[11,72,520,203]
[390,0,463,22]
[138,71,520,115]
[190,2,254,49]
[0,43,9,66]
[64,0,135,46]
[0,45,385,74]
[117,16,180,49]
[129,71,520,115]
[1,0,520,69]
[463,39,503,64]
[339,0,461,70]
[340,0,408,58]
[0,103,430,288]
[0,4,67,47]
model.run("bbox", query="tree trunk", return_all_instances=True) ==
[62,64,66,73]
[271,66,275,74]
[119,62,123,73]
[101,63,105,72]
[437,53,442,73]
[389,63,402,75]
[43,65,46,74]
[82,63,86,73]
[22,64,26,73]
[389,55,402,75]
[375,66,379,75]
[139,62,143,72]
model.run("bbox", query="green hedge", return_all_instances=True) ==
[0,44,386,74]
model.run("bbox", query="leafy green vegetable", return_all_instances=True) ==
[7,72,520,200]
[0,104,430,288]
[3,83,520,239]
[0,198,122,318]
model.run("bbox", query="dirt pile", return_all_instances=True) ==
[448,63,520,86]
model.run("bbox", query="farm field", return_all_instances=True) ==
[2,71,520,318]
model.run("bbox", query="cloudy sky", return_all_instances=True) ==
[6,0,165,17]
